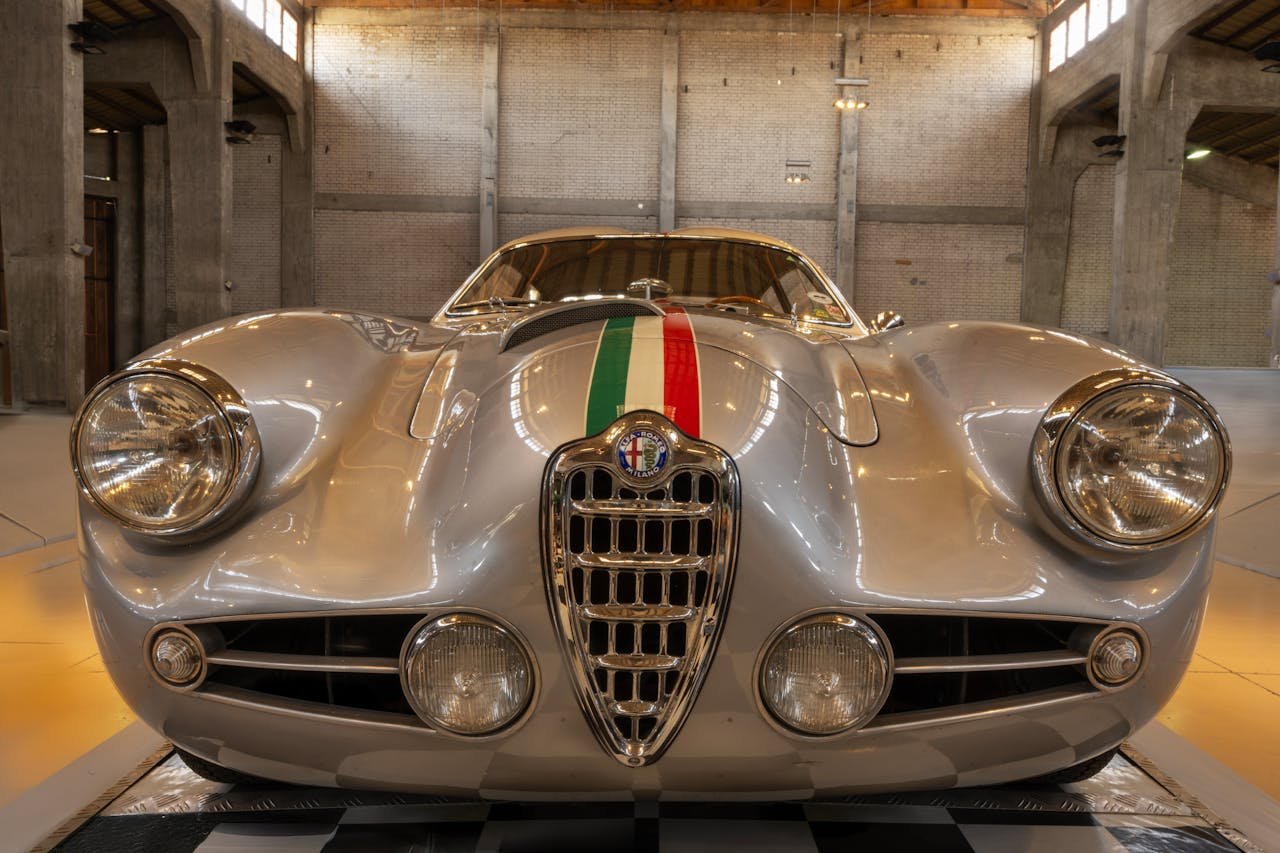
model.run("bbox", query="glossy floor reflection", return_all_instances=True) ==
[0,539,135,810]
[49,750,1245,852]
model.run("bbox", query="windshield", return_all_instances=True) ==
[446,237,855,325]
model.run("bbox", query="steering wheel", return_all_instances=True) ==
[705,295,773,311]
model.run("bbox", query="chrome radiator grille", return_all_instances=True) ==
[543,414,739,766]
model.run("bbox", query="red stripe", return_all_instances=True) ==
[662,306,700,437]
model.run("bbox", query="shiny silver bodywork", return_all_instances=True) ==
[79,228,1222,798]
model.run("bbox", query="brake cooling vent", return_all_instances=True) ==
[502,302,662,352]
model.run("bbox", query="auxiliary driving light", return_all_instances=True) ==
[760,613,891,736]
[1089,629,1144,687]
[401,614,533,736]
[150,629,204,687]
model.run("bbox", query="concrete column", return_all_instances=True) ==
[281,127,313,307]
[1021,164,1085,327]
[112,130,141,364]
[1109,0,1195,366]
[1273,166,1280,368]
[165,91,233,330]
[140,125,167,349]
[834,31,859,305]
[658,29,679,233]
[0,0,86,407]
[479,28,499,260]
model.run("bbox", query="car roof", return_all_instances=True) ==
[494,227,804,257]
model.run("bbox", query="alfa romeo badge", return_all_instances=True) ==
[616,428,669,479]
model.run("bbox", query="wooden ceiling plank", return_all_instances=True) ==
[1192,0,1263,38]
[1220,3,1280,46]
[97,0,140,24]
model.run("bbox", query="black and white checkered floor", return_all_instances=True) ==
[48,748,1258,852]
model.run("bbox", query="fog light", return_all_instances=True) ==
[1090,629,1144,686]
[401,614,533,736]
[151,630,203,686]
[760,613,891,736]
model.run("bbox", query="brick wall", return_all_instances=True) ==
[230,134,282,313]
[677,30,842,205]
[1060,164,1112,341]
[1059,167,1275,366]
[314,210,478,316]
[856,33,1032,208]
[855,222,1024,322]
[501,27,663,201]
[1168,182,1274,367]
[310,15,1033,326]
[314,23,483,196]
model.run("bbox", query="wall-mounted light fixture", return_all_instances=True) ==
[1092,134,1125,159]
[224,119,257,145]
[1185,148,1212,160]
[833,76,870,111]
[785,159,812,185]
[69,20,113,54]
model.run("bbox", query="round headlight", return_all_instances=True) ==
[1046,382,1228,547]
[760,613,890,736]
[72,365,259,535]
[401,614,533,736]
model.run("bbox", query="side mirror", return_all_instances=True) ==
[870,310,905,333]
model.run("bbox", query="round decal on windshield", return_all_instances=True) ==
[616,429,669,479]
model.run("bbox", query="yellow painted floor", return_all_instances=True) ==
[1159,560,1280,803]
[0,539,135,808]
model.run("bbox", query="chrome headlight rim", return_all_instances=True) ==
[753,610,894,740]
[398,611,539,740]
[70,358,262,537]
[1031,368,1231,552]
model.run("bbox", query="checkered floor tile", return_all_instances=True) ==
[48,751,1253,852]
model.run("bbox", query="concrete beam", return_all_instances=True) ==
[314,7,1035,37]
[835,28,858,305]
[858,204,1024,225]
[226,13,307,124]
[1185,155,1277,209]
[83,28,197,100]
[0,0,86,407]
[1168,38,1280,113]
[1038,26,1123,141]
[479,28,499,260]
[658,28,678,233]
[140,125,167,349]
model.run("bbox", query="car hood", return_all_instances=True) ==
[414,302,877,446]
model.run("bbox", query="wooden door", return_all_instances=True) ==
[84,196,115,390]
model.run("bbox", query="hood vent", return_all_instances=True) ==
[502,301,662,352]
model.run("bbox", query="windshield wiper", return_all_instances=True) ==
[452,296,542,312]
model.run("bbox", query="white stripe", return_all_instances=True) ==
[624,315,665,416]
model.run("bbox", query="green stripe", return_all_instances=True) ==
[585,316,634,435]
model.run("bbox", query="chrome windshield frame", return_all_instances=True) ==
[436,234,866,333]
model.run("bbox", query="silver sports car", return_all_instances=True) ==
[73,228,1230,797]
